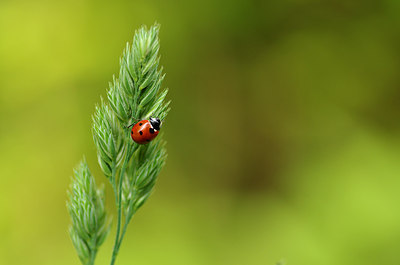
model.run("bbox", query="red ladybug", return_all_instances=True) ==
[129,117,161,144]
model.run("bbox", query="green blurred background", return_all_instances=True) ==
[1,0,400,264]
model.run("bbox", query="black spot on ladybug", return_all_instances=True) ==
[139,123,143,126]
[139,131,143,135]
[146,139,151,142]
[149,128,155,134]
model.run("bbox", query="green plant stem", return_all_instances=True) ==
[88,237,97,265]
[88,250,96,265]
[116,181,136,250]
[110,145,132,265]
[109,159,119,265]
[116,215,131,250]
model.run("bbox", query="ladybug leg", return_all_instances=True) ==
[126,123,135,128]
[126,117,140,128]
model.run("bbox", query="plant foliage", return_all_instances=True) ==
[67,23,170,265]
[67,159,110,265]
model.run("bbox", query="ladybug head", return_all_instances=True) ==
[149,117,161,131]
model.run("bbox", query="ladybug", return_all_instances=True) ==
[129,117,161,144]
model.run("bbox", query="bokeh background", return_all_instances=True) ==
[1,0,400,264]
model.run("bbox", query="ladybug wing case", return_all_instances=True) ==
[130,120,159,144]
